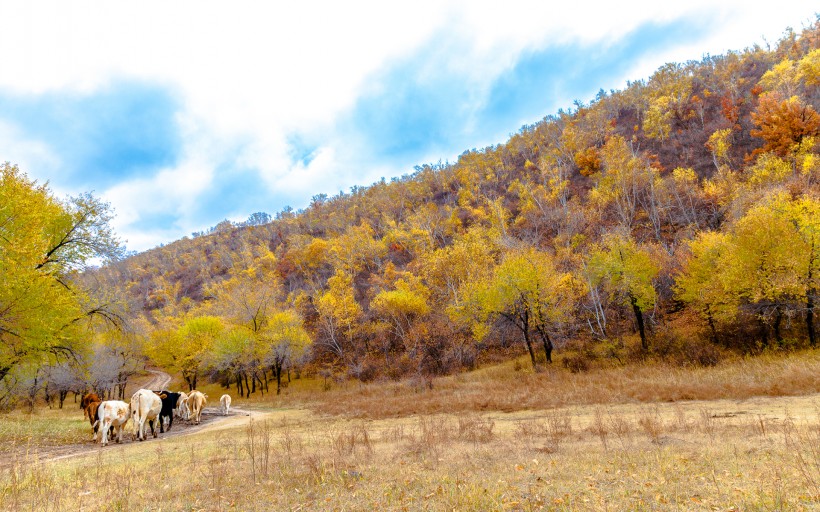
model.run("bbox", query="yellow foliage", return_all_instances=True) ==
[747,153,792,187]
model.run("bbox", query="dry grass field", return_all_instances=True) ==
[2,350,819,511]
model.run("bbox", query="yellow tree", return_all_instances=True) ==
[419,227,497,307]
[587,234,659,351]
[259,310,311,394]
[674,231,738,343]
[643,63,694,142]
[315,269,362,359]
[209,327,256,397]
[706,129,733,171]
[0,163,123,386]
[204,251,283,393]
[370,274,431,357]
[590,135,659,229]
[206,252,281,334]
[459,248,583,367]
[164,316,223,390]
[328,222,387,275]
[783,196,820,347]
[721,195,819,346]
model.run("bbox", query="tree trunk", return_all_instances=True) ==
[244,373,250,395]
[706,307,719,345]
[807,250,816,347]
[255,372,264,397]
[773,307,783,346]
[536,326,553,363]
[522,328,536,369]
[235,373,244,397]
[44,383,52,408]
[272,363,283,395]
[808,292,816,348]
[760,317,770,348]
[630,293,648,351]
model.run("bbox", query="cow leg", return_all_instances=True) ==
[167,414,173,431]
[159,415,165,434]
[150,419,157,438]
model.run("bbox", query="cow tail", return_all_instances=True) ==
[137,393,143,439]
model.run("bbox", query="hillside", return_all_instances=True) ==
[75,19,820,391]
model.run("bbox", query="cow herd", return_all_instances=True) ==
[80,389,233,446]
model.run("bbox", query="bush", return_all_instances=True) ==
[562,353,591,373]
[650,326,723,367]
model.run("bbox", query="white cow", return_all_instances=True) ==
[175,391,190,420]
[187,390,207,425]
[220,394,231,415]
[130,388,162,441]
[96,400,131,446]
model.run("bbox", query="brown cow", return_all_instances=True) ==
[81,392,100,419]
[81,392,103,440]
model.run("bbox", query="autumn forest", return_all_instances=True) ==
[2,20,820,406]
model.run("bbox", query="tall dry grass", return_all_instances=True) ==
[158,350,820,421]
[282,350,820,418]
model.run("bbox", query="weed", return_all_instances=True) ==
[637,405,664,444]
[590,407,609,451]
[456,414,495,444]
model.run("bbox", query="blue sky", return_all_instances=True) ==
[0,1,817,252]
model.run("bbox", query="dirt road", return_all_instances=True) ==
[140,369,172,391]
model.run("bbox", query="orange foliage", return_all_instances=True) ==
[751,93,820,157]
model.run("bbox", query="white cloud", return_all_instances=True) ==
[0,120,62,180]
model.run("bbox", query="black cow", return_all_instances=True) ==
[153,390,182,433]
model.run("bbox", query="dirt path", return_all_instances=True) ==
[139,368,172,391]
[4,406,260,468]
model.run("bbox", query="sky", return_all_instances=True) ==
[0,2,817,253]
